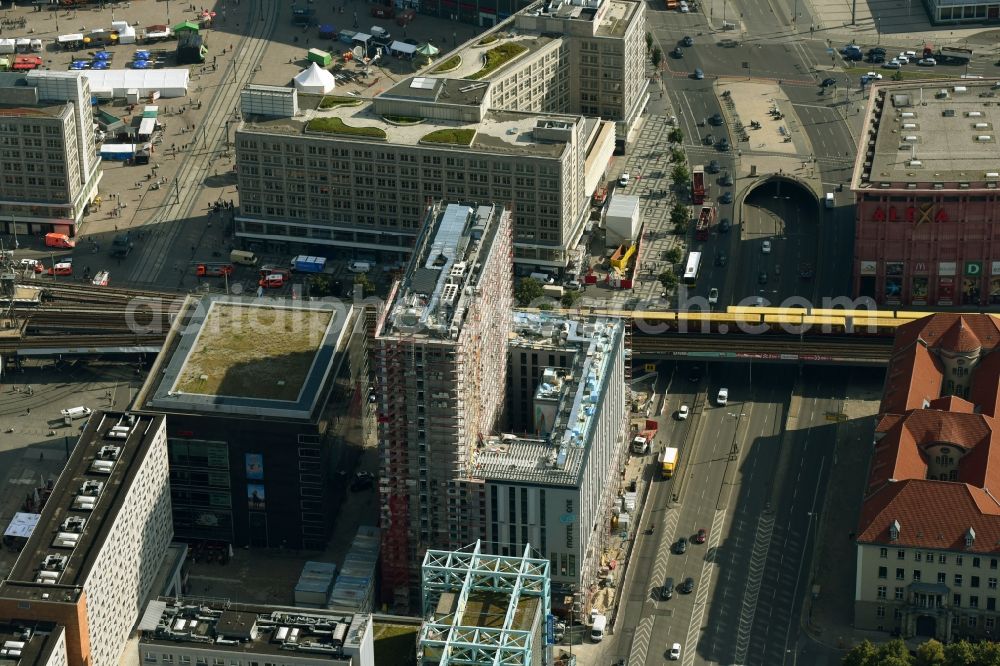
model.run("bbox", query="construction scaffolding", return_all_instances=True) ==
[419,541,551,666]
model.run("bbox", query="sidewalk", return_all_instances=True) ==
[801,372,882,651]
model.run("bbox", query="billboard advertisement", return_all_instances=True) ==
[248,484,266,511]
[245,453,264,480]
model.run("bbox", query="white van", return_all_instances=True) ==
[590,614,607,642]
[61,406,92,420]
[230,249,259,266]
[529,271,555,284]
[348,260,372,273]
[825,192,835,208]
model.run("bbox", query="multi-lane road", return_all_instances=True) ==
[611,363,864,666]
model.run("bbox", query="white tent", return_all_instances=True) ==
[76,68,190,98]
[293,62,335,94]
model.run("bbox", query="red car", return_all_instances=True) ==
[48,262,72,276]
[258,273,285,289]
[196,263,234,277]
[259,265,290,279]
[693,528,707,544]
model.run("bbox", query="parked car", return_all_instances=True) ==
[679,577,695,594]
[896,53,909,64]
[565,279,582,291]
[618,172,630,187]
[19,258,44,273]
[693,528,707,544]
[917,57,936,66]
[870,54,885,63]
[762,240,772,253]
[720,191,733,204]
[720,172,734,186]
[703,133,714,146]
[708,112,724,126]
[883,60,901,69]
[716,388,728,406]
[679,0,689,11]
[708,287,719,305]
[48,262,72,276]
[717,137,730,151]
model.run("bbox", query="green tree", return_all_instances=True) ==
[515,277,544,305]
[667,127,684,144]
[913,640,945,666]
[842,640,880,666]
[892,69,903,81]
[971,640,1000,666]
[307,274,335,297]
[651,46,663,69]
[353,272,376,297]
[877,639,914,666]
[561,289,582,308]
[665,247,682,263]
[672,220,688,235]
[670,204,690,226]
[658,270,677,291]
[942,640,976,666]
[645,31,653,51]
[669,146,686,164]
[671,163,690,186]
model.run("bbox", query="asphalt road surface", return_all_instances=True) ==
[609,363,853,666]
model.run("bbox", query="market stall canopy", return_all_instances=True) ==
[416,42,439,56]
[172,20,200,33]
[390,40,417,55]
[293,62,335,93]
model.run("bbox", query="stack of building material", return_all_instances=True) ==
[327,526,380,613]
[294,561,338,608]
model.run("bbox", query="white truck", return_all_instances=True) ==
[590,613,607,642]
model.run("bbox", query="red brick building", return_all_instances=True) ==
[851,81,1000,307]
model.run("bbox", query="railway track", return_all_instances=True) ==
[632,332,893,363]
[0,333,165,352]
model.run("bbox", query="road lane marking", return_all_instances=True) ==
[680,509,726,666]
[627,615,654,665]
[732,511,775,664]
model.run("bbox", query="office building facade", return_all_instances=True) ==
[852,80,1000,307]
[374,202,513,610]
[0,70,100,237]
[0,413,172,666]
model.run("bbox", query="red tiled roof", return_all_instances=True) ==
[927,395,976,414]
[969,351,1000,418]
[881,314,1000,418]
[857,479,1000,552]
[880,343,943,416]
[937,317,985,353]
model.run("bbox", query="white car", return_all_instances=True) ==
[677,404,690,420]
[866,71,883,80]
[896,53,909,64]
[883,60,901,69]
[618,172,631,187]
[679,1,689,11]
[917,58,936,66]
[18,258,43,273]
[708,287,719,305]
[904,50,917,58]
[717,388,728,406]
[670,642,682,660]
[761,240,771,254]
